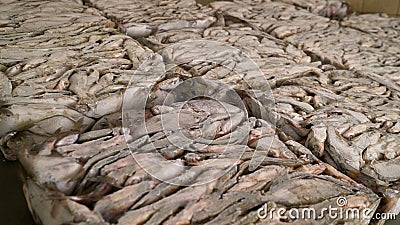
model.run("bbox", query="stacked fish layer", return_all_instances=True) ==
[208,0,400,206]
[0,0,155,159]
[0,0,399,224]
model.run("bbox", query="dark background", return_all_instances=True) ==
[0,159,35,225]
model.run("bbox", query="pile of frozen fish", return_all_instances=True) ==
[0,0,399,224]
